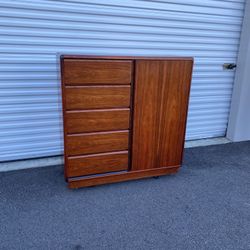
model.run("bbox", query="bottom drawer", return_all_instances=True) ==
[67,151,128,177]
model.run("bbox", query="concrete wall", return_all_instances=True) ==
[227,0,250,142]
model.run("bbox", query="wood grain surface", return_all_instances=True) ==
[66,130,129,156]
[67,151,128,177]
[65,86,131,110]
[131,60,193,170]
[65,108,130,133]
[68,166,179,188]
[63,59,132,84]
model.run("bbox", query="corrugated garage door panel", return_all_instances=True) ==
[0,0,245,161]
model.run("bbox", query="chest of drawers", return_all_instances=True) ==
[60,56,193,188]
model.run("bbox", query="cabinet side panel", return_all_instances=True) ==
[60,57,69,179]
[132,60,193,170]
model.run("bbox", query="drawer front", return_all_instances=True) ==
[65,86,130,110]
[66,131,129,156]
[65,109,130,133]
[67,151,128,177]
[63,59,132,85]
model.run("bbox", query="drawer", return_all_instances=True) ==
[65,109,130,133]
[65,86,130,110]
[63,59,132,85]
[67,151,128,177]
[66,130,129,156]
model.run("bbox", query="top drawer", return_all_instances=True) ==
[63,59,132,85]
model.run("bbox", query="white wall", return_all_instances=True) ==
[227,0,250,142]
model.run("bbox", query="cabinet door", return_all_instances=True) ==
[131,60,193,170]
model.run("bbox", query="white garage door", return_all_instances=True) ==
[0,0,245,161]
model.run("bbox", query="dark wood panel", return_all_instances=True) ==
[65,109,130,133]
[65,86,131,110]
[66,130,129,156]
[132,60,193,170]
[67,151,128,177]
[63,59,132,84]
[68,166,179,188]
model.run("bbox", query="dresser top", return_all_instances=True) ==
[61,55,193,61]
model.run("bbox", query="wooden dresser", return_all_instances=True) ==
[60,56,193,188]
